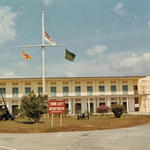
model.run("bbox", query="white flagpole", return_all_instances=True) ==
[42,11,45,95]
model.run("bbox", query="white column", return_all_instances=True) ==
[97,98,99,107]
[8,100,12,114]
[93,98,97,113]
[88,98,90,113]
[107,97,110,108]
[127,97,129,112]
[81,99,86,113]
[68,99,71,115]
[146,96,149,112]
[72,99,75,114]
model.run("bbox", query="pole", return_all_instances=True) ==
[60,114,62,127]
[51,114,54,128]
[41,11,45,95]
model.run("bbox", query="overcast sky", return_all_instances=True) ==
[0,0,150,78]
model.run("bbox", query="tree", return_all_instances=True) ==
[19,91,48,122]
[111,104,125,118]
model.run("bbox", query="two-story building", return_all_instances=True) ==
[0,76,150,115]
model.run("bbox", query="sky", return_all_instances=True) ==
[1,0,150,78]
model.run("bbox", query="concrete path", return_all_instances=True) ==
[0,123,150,150]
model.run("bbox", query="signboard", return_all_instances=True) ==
[48,100,65,114]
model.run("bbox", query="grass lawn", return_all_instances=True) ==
[0,114,150,133]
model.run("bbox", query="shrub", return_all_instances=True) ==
[96,105,110,114]
[19,91,48,122]
[111,104,125,118]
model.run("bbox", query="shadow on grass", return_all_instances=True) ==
[16,121,45,124]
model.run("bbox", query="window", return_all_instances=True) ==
[111,85,116,93]
[25,87,31,95]
[134,97,139,111]
[0,88,6,97]
[75,86,81,96]
[50,86,56,96]
[99,86,105,94]
[38,87,43,94]
[87,86,93,96]
[63,86,69,96]
[122,85,128,94]
[12,87,18,98]
[134,97,138,104]
[134,85,138,94]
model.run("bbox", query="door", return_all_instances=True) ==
[123,102,127,111]
[75,103,81,114]
[90,103,94,113]
[12,105,18,116]
[65,103,69,114]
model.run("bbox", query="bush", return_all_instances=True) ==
[111,104,125,118]
[96,105,110,114]
[19,91,48,122]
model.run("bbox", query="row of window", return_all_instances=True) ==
[0,85,130,98]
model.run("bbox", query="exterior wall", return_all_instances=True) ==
[0,76,150,114]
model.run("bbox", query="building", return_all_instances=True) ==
[0,76,150,115]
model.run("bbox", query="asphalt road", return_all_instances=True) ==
[0,123,150,150]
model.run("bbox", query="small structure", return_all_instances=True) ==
[138,77,150,112]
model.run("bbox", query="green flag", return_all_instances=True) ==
[65,49,76,61]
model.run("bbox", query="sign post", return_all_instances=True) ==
[48,100,65,128]
[60,114,62,127]
[51,114,54,128]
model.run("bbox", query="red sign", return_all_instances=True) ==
[48,100,65,114]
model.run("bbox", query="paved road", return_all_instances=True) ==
[0,123,150,150]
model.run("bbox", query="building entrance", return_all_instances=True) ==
[75,103,81,114]
[87,103,94,113]
[65,103,69,113]
[123,102,127,111]
[12,105,18,116]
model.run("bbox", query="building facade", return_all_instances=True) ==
[0,76,150,115]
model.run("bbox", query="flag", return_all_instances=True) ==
[65,49,76,62]
[44,31,56,46]
[21,50,32,60]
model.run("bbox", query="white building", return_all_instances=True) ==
[0,76,150,115]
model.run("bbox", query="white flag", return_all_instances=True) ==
[44,31,56,46]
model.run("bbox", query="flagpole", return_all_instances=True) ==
[42,11,45,95]
[19,11,67,96]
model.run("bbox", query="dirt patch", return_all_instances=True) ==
[0,115,150,133]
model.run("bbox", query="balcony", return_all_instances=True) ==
[134,90,138,95]
[122,91,128,95]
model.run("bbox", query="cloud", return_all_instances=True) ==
[14,61,29,69]
[113,56,141,70]
[0,6,17,44]
[63,70,78,77]
[42,0,53,6]
[148,21,150,29]
[86,45,107,56]
[53,51,150,77]
[1,72,17,78]
[110,52,150,75]
[113,3,125,15]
